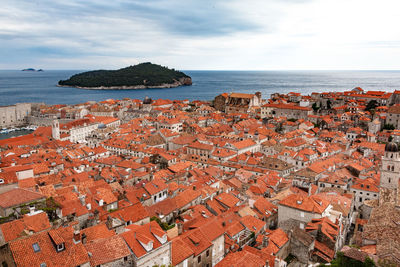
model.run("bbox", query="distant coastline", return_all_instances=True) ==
[22,68,43,72]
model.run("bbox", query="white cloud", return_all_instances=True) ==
[0,0,400,69]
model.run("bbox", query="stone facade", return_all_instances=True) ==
[277,204,330,230]
[0,244,16,267]
[134,241,171,267]
[386,105,400,129]
[289,227,315,264]
[380,147,400,190]
[223,92,262,114]
[192,246,213,267]
[261,104,312,120]
[211,233,224,265]
[0,103,31,128]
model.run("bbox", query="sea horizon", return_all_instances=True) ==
[2,69,400,106]
[3,69,400,71]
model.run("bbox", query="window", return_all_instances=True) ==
[33,243,40,252]
[206,250,210,257]
[299,223,304,229]
[198,255,201,263]
[40,263,46,267]
[300,212,305,218]
[56,243,65,252]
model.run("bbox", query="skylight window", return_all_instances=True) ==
[33,242,41,252]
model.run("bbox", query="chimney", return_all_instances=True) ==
[81,233,87,244]
[263,236,269,247]
[79,195,86,206]
[308,186,312,196]
[73,230,81,243]
[29,206,35,215]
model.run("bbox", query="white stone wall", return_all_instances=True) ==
[350,188,379,210]
[134,242,171,267]
[278,204,323,230]
[211,234,224,266]
[0,103,31,128]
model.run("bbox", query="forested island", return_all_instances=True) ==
[58,62,192,89]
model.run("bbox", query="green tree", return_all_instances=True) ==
[383,124,395,130]
[364,257,376,267]
[59,62,191,88]
[327,100,332,109]
[365,100,378,111]
[43,197,60,221]
[329,252,376,267]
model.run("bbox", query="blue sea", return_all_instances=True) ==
[1,70,400,106]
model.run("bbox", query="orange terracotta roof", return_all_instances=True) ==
[80,224,115,242]
[279,194,330,214]
[9,226,89,267]
[0,212,51,242]
[85,235,130,266]
[0,188,45,208]
[171,236,194,265]
[215,249,268,267]
[121,221,167,258]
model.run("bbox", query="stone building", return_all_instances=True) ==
[386,105,400,129]
[213,92,262,114]
[0,103,31,128]
[121,221,171,267]
[289,227,315,264]
[225,92,262,114]
[277,194,332,230]
[261,103,312,120]
[213,93,228,112]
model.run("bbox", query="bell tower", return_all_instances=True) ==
[380,142,400,190]
[52,120,60,140]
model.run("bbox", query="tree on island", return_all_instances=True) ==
[58,62,191,88]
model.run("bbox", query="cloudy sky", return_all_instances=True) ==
[1,0,400,70]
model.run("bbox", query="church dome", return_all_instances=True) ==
[143,96,152,105]
[385,142,399,152]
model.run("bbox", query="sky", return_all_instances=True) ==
[1,0,400,70]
